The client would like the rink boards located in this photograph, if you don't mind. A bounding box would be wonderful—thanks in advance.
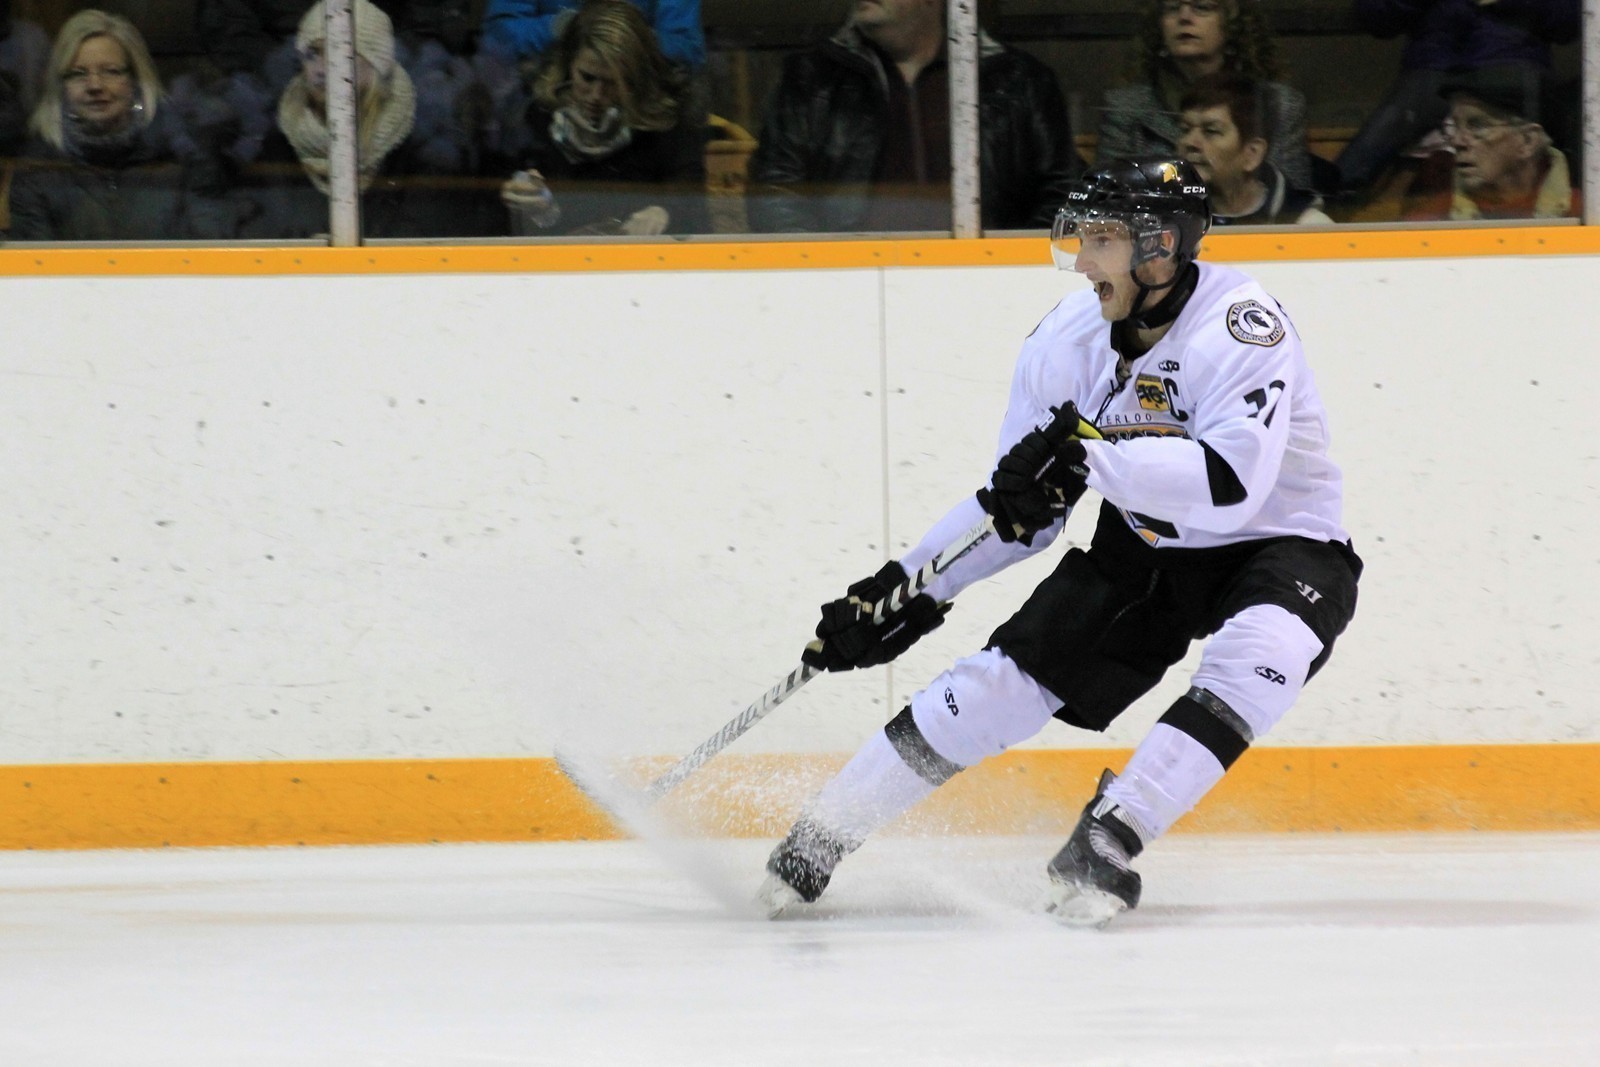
[3,745,1600,849]
[1,228,1596,850]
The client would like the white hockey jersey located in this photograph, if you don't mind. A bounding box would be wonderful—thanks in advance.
[904,261,1348,602]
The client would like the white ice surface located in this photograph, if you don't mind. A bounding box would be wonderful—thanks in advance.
[2,833,1597,1066]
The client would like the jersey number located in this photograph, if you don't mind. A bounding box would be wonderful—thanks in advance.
[1244,380,1286,427]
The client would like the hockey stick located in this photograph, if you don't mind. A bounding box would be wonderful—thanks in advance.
[641,513,995,798]
[555,514,996,810]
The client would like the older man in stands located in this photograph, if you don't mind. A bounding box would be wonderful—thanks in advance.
[747,0,1080,234]
[1404,69,1576,221]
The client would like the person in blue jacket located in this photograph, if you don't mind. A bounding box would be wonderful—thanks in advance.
[481,0,702,71]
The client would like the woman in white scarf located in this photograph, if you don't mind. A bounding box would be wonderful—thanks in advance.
[501,0,705,237]
[278,0,415,194]
[238,0,503,238]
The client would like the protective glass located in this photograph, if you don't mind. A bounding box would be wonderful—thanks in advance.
[1050,210,1137,273]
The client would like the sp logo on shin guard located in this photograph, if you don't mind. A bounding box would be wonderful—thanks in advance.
[944,687,961,716]
[1254,666,1287,685]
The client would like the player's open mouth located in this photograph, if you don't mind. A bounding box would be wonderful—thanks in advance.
[1094,281,1113,301]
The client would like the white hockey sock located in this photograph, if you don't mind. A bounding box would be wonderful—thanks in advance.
[805,729,938,845]
[1102,722,1227,847]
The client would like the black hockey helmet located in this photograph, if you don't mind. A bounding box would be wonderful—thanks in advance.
[1052,157,1212,271]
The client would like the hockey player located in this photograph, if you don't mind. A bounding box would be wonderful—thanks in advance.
[760,157,1361,925]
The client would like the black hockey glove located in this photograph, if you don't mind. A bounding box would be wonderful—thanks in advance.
[977,402,1102,545]
[801,560,951,673]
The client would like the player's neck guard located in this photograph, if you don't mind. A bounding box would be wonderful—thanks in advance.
[1126,260,1199,331]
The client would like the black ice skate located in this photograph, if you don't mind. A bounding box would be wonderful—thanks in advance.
[757,818,855,917]
[1045,769,1147,928]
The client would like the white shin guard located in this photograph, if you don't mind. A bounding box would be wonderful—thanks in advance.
[1190,603,1326,740]
[805,730,938,846]
[1105,603,1328,846]
[908,647,1064,768]
[805,649,1063,844]
[1102,723,1226,845]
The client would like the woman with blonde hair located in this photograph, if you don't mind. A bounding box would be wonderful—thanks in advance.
[237,0,502,238]
[1094,0,1313,190]
[6,9,232,239]
[500,0,704,236]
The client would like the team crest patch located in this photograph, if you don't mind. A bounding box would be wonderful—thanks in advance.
[1226,300,1285,347]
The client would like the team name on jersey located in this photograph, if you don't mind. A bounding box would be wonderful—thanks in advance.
[1099,380,1192,442]
[1101,421,1190,441]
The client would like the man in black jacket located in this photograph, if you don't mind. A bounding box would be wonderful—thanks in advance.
[747,0,1081,234]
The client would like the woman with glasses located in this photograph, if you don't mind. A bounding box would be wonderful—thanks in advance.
[5,9,233,240]
[1094,0,1313,191]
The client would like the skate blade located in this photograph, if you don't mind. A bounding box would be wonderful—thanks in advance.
[756,873,806,919]
[1044,880,1127,929]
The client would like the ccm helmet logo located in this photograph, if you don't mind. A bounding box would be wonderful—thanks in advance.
[1182,185,1206,195]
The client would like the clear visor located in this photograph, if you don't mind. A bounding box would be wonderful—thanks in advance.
[1050,209,1137,273]
[1049,207,1164,273]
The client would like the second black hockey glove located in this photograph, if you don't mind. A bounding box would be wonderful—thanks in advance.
[801,560,951,672]
[978,402,1102,545]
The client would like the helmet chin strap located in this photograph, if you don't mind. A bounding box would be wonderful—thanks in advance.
[1124,257,1199,331]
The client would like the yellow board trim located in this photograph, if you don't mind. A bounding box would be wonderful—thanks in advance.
[3,744,1597,850]
[0,226,1595,277]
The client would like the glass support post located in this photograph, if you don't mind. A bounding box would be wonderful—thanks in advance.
[1584,1,1597,225]
[324,0,361,245]
[948,0,981,238]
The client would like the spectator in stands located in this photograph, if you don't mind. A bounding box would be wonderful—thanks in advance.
[1096,0,1313,190]
[1,0,51,158]
[747,0,1080,234]
[1400,69,1576,221]
[186,0,493,172]
[482,0,702,71]
[1177,73,1330,225]
[498,0,703,236]
[1334,0,1579,197]
[237,0,503,237]
[482,0,707,147]
[5,10,234,241]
